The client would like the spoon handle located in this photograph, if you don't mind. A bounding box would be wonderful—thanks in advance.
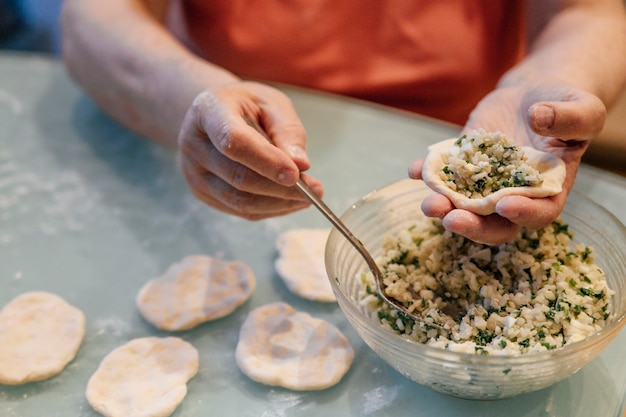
[294,179,380,273]
[242,115,380,273]
[295,178,379,268]
[243,115,442,328]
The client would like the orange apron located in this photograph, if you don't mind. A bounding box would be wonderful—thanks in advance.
[168,0,526,125]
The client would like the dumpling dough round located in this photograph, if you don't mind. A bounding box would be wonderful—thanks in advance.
[0,291,85,385]
[422,133,566,215]
[235,302,354,391]
[275,228,336,302]
[136,255,256,331]
[86,337,198,417]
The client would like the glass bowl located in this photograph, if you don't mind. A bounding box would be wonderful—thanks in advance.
[325,179,626,400]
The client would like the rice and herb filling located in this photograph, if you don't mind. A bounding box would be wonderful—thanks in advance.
[441,129,544,198]
[359,218,613,355]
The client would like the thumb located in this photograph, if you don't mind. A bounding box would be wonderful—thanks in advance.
[527,93,606,140]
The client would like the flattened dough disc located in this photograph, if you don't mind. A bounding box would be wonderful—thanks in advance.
[235,302,354,390]
[0,291,85,385]
[136,255,256,331]
[275,228,336,302]
[86,336,199,417]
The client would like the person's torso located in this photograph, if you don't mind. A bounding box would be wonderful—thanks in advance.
[169,0,526,124]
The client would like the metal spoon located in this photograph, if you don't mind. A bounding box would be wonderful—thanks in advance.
[294,178,447,329]
[242,115,443,329]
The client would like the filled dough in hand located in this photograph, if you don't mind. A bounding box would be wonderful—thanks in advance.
[422,129,566,215]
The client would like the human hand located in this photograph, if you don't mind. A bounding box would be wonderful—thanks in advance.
[408,82,606,245]
[178,81,323,220]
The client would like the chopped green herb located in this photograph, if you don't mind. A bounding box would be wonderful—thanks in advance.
[475,346,489,355]
[577,287,597,297]
[552,221,573,238]
[512,171,528,186]
[474,330,495,346]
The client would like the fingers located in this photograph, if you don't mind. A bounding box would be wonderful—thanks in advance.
[181,145,318,200]
[435,192,566,245]
[181,154,323,219]
[255,90,311,171]
[420,192,567,245]
[420,193,454,218]
[495,194,565,230]
[420,194,522,245]
[407,159,424,180]
[188,173,312,221]
[442,210,521,246]
[528,93,606,141]
[183,89,301,187]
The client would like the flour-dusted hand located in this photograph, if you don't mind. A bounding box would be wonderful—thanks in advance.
[178,82,324,220]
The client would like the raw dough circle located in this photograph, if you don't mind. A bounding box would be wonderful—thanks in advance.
[422,137,567,215]
[275,228,336,302]
[0,291,85,385]
[235,302,354,391]
[86,337,199,417]
[136,255,256,331]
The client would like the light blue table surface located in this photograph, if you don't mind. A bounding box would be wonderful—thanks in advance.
[0,53,624,417]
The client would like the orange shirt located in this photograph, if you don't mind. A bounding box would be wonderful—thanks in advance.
[168,1,526,125]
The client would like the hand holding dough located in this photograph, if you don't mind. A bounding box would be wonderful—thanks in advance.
[422,130,566,215]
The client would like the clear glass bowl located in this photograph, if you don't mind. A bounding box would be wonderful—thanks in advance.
[325,179,626,400]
